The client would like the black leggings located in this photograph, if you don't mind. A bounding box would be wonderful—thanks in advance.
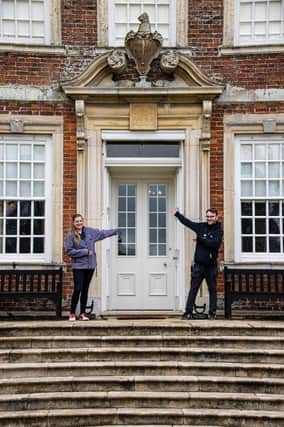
[71,269,94,314]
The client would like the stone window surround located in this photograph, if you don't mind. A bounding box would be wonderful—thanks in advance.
[0,114,63,266]
[97,0,188,48]
[221,0,284,56]
[0,0,62,55]
[224,113,284,265]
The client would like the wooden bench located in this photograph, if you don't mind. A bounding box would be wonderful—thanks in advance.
[224,266,284,319]
[0,266,63,319]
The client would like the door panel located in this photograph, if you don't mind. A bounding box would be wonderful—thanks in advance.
[110,179,175,310]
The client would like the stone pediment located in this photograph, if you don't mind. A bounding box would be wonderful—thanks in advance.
[61,52,223,104]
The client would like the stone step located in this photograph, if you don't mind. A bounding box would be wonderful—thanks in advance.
[1,360,284,381]
[1,346,284,364]
[0,407,283,427]
[1,375,284,394]
[1,391,284,412]
[1,320,284,337]
[2,334,284,349]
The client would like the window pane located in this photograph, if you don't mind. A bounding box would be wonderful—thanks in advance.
[34,145,45,161]
[6,163,17,178]
[34,201,45,216]
[33,237,44,253]
[242,218,252,234]
[6,219,17,234]
[20,219,31,235]
[269,144,280,160]
[6,237,16,253]
[241,163,253,177]
[6,201,17,216]
[240,145,252,161]
[269,163,280,178]
[241,181,253,196]
[6,144,17,160]
[255,181,266,196]
[33,181,44,196]
[255,144,266,160]
[269,218,280,234]
[268,181,280,196]
[269,201,279,216]
[269,236,280,252]
[255,162,266,178]
[6,181,17,196]
[106,143,179,157]
[20,145,31,160]
[20,200,31,216]
[20,163,31,179]
[255,218,266,234]
[255,237,266,252]
[20,237,30,253]
[255,202,266,216]
[242,237,253,252]
[241,201,252,216]
[20,181,31,197]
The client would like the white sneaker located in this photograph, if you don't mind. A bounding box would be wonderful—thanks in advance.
[80,313,89,321]
[69,313,76,321]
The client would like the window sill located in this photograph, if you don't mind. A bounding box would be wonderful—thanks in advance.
[0,43,66,55]
[219,44,284,56]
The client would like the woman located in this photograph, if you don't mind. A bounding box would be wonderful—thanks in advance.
[65,214,118,321]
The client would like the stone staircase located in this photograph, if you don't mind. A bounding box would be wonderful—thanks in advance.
[0,319,284,427]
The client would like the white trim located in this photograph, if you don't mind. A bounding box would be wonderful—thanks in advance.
[102,130,186,141]
[0,134,52,263]
[235,134,284,263]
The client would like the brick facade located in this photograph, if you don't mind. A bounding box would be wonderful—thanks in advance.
[0,0,283,314]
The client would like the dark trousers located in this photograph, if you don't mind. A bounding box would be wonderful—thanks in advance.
[71,269,94,314]
[185,263,217,316]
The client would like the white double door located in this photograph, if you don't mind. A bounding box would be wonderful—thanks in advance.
[110,178,176,310]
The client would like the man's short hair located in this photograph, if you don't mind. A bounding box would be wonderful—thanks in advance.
[206,207,218,216]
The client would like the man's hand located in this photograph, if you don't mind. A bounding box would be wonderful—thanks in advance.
[171,208,178,216]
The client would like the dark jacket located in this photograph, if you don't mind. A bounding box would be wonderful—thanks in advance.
[175,211,223,266]
[65,226,118,270]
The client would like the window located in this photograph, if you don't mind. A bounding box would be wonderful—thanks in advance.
[236,0,284,45]
[236,136,284,259]
[109,0,176,47]
[0,0,62,46]
[148,183,167,256]
[0,135,51,261]
[117,183,136,256]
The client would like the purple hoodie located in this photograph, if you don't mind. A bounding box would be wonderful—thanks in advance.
[65,226,118,270]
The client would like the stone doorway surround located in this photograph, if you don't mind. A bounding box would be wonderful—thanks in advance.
[61,52,223,315]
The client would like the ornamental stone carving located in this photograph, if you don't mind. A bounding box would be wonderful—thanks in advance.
[125,13,163,77]
[107,49,127,75]
[160,49,179,74]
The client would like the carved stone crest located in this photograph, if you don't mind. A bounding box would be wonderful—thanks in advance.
[125,13,163,78]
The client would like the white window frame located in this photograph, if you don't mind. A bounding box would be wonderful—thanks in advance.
[0,135,52,262]
[235,134,284,262]
[221,0,284,55]
[0,0,61,50]
[235,0,284,46]
[0,115,63,266]
[98,0,188,48]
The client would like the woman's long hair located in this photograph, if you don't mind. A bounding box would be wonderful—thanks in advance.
[70,214,83,244]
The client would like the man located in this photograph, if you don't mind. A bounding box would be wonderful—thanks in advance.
[172,208,223,320]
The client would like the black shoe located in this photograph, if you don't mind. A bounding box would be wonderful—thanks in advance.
[208,313,216,320]
[181,312,193,320]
